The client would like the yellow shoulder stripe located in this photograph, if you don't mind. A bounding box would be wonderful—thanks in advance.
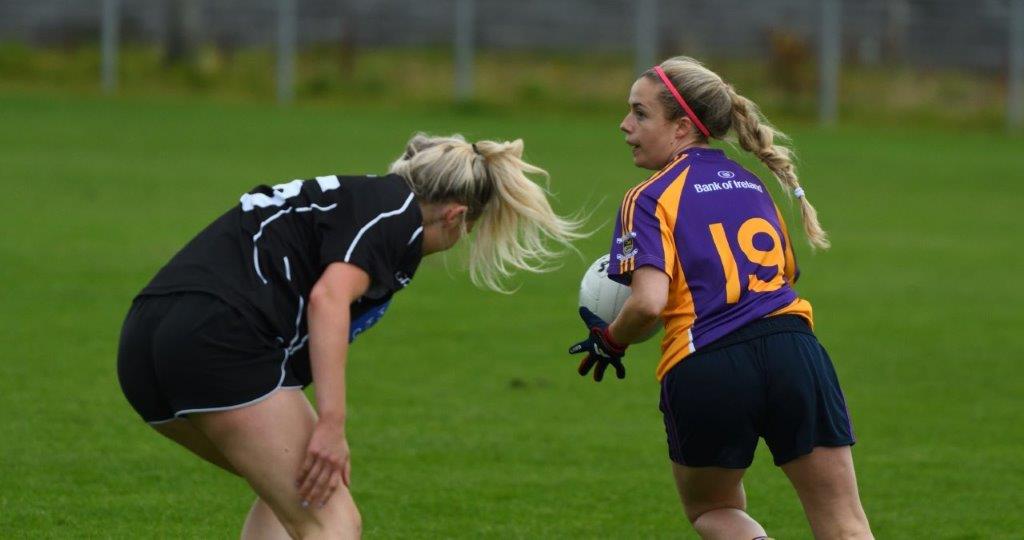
[619,154,689,234]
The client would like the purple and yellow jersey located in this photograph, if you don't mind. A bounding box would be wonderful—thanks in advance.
[608,148,813,380]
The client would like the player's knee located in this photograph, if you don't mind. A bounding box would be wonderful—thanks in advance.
[680,484,746,524]
[343,503,363,537]
[284,496,362,539]
[683,501,744,525]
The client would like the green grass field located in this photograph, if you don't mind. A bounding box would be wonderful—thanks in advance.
[1,90,1022,538]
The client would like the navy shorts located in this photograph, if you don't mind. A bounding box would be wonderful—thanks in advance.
[116,292,307,424]
[659,315,855,468]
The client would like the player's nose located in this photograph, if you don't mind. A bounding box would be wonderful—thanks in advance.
[619,115,632,133]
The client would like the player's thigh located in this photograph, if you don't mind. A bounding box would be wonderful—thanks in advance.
[154,420,291,537]
[671,463,748,523]
[188,388,359,536]
[151,418,239,475]
[780,446,866,522]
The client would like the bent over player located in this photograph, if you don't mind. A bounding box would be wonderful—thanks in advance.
[118,133,583,538]
[568,57,872,539]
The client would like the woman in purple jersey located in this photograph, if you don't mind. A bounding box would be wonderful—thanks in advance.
[118,133,583,538]
[569,57,872,538]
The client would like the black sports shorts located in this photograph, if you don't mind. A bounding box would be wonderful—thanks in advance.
[117,292,307,424]
[659,315,855,468]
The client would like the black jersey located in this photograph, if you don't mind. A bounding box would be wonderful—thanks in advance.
[139,173,424,358]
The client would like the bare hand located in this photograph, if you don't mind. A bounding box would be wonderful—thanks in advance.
[296,419,350,508]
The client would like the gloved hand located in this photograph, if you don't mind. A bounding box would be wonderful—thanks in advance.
[568,307,628,381]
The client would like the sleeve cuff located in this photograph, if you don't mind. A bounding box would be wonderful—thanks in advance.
[633,255,666,271]
[607,255,666,285]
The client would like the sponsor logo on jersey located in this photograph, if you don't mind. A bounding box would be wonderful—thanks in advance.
[717,170,736,179]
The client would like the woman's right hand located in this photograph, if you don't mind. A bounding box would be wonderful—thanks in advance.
[302,262,367,508]
[297,417,351,508]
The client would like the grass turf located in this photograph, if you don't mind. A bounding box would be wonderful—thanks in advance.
[0,91,1021,538]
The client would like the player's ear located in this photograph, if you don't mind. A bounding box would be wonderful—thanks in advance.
[443,204,469,227]
[674,116,692,140]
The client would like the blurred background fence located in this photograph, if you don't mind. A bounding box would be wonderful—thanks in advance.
[1,0,1021,131]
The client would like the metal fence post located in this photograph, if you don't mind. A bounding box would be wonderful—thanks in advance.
[454,0,475,101]
[101,0,120,94]
[634,0,657,76]
[819,0,841,126]
[1010,0,1023,131]
[277,0,297,105]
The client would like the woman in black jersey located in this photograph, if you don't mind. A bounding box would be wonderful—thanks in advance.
[118,133,583,538]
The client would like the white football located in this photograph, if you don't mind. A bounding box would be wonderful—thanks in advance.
[578,254,661,343]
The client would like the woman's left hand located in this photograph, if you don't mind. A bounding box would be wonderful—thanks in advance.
[569,306,628,381]
[297,418,351,508]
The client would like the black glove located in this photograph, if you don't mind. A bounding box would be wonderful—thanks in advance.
[568,307,628,381]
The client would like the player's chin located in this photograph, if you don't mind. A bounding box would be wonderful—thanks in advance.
[630,148,647,168]
[632,152,658,170]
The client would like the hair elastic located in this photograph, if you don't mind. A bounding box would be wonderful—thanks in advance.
[652,66,711,138]
[471,143,480,155]
[794,187,805,199]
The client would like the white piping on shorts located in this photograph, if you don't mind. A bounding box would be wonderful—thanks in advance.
[170,381,303,418]
[159,296,310,420]
[687,328,696,353]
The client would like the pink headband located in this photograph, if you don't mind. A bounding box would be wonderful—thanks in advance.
[653,66,711,138]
